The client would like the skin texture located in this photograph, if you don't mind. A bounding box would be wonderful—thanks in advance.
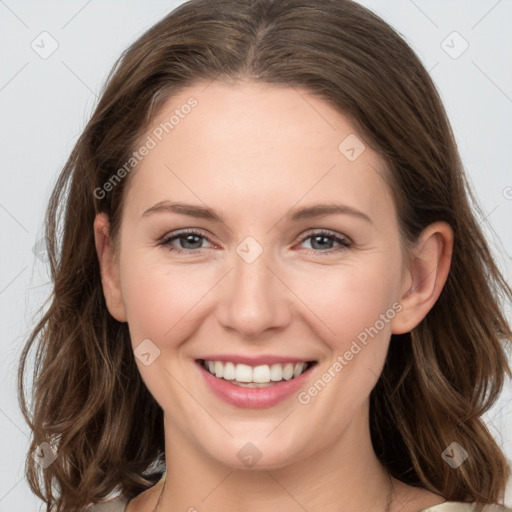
[94,80,453,512]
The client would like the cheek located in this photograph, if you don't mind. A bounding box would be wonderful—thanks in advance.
[119,253,219,344]
[291,258,401,349]
[119,241,402,357]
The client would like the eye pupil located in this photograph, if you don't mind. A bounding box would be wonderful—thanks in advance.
[311,235,333,250]
[181,234,202,249]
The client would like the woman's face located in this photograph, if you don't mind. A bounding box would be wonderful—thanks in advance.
[101,80,414,469]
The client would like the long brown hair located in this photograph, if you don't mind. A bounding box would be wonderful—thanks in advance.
[18,1,512,510]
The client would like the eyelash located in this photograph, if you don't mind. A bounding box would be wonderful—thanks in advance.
[158,229,352,256]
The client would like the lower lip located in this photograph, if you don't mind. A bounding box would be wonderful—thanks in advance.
[196,361,316,409]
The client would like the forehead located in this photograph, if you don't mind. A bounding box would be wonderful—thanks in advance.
[124,80,396,230]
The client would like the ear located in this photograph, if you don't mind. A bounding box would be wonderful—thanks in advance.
[93,212,127,322]
[391,221,453,334]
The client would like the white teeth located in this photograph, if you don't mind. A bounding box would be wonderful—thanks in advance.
[293,363,305,378]
[214,361,224,379]
[270,363,283,381]
[235,364,253,382]
[282,363,294,380]
[202,360,309,384]
[223,361,236,380]
[253,365,271,383]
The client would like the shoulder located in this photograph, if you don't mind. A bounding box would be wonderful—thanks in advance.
[84,496,129,512]
[421,502,512,512]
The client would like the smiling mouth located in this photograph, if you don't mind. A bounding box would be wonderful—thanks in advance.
[197,359,317,388]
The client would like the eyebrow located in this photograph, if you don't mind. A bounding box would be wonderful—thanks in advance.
[141,201,372,224]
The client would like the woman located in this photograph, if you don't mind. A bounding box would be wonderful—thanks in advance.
[18,1,512,511]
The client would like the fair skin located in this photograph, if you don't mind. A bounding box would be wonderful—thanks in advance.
[94,80,453,512]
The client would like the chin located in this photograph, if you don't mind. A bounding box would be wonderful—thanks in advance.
[201,433,314,471]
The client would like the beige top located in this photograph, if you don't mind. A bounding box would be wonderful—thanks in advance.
[86,497,512,512]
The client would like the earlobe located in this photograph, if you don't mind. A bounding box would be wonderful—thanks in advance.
[93,213,127,322]
[391,221,453,335]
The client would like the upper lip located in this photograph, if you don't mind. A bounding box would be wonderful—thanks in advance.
[197,354,316,366]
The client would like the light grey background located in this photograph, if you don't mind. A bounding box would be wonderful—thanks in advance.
[1,1,511,510]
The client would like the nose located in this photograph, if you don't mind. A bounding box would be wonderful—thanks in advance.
[216,245,292,339]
